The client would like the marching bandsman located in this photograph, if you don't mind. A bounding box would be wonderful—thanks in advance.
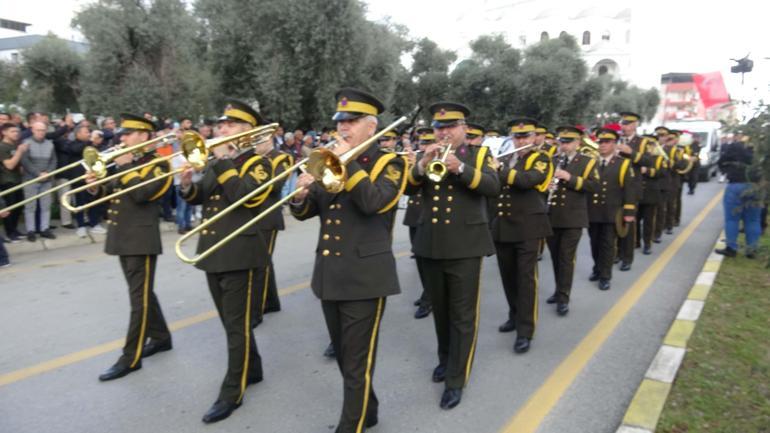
[484,129,501,138]
[405,127,434,320]
[290,88,407,432]
[587,128,636,290]
[638,135,666,254]
[179,99,273,423]
[544,126,600,316]
[406,102,499,409]
[466,123,485,146]
[665,130,690,228]
[491,117,552,352]
[536,124,557,158]
[253,125,295,323]
[89,114,173,382]
[378,129,398,151]
[684,136,700,195]
[652,127,671,243]
[616,112,653,271]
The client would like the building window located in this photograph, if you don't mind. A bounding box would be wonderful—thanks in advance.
[602,31,610,41]
[582,31,591,45]
[598,65,608,76]
[540,31,549,41]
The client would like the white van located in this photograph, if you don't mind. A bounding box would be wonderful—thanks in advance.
[664,120,722,181]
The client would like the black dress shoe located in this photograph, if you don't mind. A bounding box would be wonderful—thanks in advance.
[514,336,531,354]
[251,316,263,329]
[746,251,756,259]
[556,303,569,316]
[598,279,611,291]
[202,400,241,423]
[99,362,141,381]
[247,375,263,385]
[588,271,599,282]
[142,339,172,358]
[498,319,516,333]
[642,246,652,255]
[613,257,621,264]
[714,247,737,257]
[440,388,462,410]
[620,262,631,271]
[414,304,432,319]
[323,342,336,359]
[546,294,557,304]
[27,233,37,242]
[39,230,56,239]
[413,299,421,306]
[432,364,447,383]
[653,237,662,244]
[665,228,673,235]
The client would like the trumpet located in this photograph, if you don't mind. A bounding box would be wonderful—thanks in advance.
[0,133,175,215]
[60,125,278,213]
[175,109,417,265]
[426,138,453,183]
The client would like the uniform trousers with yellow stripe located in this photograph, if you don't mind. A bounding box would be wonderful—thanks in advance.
[117,255,170,368]
[494,240,539,338]
[321,298,385,433]
[546,228,583,304]
[417,256,482,390]
[636,204,657,248]
[588,223,617,281]
[251,229,281,325]
[617,221,636,264]
[206,268,264,404]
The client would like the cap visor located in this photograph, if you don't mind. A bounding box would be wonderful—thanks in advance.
[332,112,365,121]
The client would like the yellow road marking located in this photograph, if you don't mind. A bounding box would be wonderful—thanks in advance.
[0,249,412,387]
[498,190,723,433]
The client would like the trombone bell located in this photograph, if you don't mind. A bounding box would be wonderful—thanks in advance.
[180,131,210,169]
[306,148,346,193]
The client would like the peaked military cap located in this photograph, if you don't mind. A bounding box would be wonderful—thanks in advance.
[119,113,155,132]
[619,111,641,124]
[332,88,385,121]
[429,102,470,128]
[507,117,538,135]
[218,98,265,127]
[466,122,485,137]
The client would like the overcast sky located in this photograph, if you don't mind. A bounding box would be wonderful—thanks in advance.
[2,0,768,101]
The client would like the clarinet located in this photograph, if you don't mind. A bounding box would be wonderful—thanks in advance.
[547,154,569,208]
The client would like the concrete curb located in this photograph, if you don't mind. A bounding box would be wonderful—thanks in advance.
[615,234,726,433]
[6,222,180,256]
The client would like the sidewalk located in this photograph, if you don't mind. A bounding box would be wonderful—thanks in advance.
[4,220,179,256]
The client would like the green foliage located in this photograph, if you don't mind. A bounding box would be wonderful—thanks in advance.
[73,0,216,118]
[0,60,24,109]
[6,0,660,132]
[19,34,84,113]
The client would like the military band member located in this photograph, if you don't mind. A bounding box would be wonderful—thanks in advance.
[652,127,671,243]
[637,135,666,254]
[378,130,398,151]
[616,112,653,271]
[405,128,434,320]
[253,125,295,323]
[544,126,600,316]
[492,117,552,353]
[179,99,272,423]
[535,124,557,158]
[291,88,407,432]
[587,129,636,290]
[684,137,700,195]
[466,123,485,146]
[663,130,689,230]
[407,102,499,409]
[90,114,173,382]
[484,129,501,138]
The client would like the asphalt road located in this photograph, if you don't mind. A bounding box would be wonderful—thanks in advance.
[0,181,724,433]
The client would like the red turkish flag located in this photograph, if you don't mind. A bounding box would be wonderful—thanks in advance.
[694,72,730,108]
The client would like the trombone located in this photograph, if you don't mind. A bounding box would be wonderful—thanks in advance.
[0,133,175,214]
[61,124,278,213]
[176,110,416,265]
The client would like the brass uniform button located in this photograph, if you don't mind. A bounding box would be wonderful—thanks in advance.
[444,219,450,224]
[445,208,451,213]
[322,249,330,256]
[431,218,438,224]
[433,196,439,202]
[335,252,341,257]
[448,185,453,190]
[323,234,330,240]
[335,236,341,241]
[447,196,453,202]
[326,219,332,225]
[498,211,503,216]
[202,229,209,235]
[434,185,440,190]
[432,207,439,212]
[335,219,341,225]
